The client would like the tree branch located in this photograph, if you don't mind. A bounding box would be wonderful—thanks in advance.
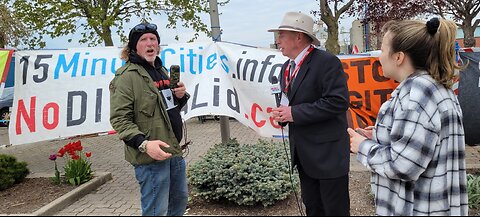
[474,18,480,28]
[336,0,354,20]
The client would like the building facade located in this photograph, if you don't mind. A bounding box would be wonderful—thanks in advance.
[349,19,380,54]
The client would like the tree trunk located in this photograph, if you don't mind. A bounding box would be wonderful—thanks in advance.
[318,0,354,55]
[462,25,476,48]
[326,25,340,54]
[103,36,114,47]
[102,26,114,46]
[0,38,5,49]
[323,18,340,54]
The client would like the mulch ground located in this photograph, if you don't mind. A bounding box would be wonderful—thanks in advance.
[0,177,76,214]
[2,171,479,215]
[186,171,376,216]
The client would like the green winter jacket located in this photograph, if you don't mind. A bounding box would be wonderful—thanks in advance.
[109,62,182,165]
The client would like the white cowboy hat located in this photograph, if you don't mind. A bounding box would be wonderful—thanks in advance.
[268,12,320,46]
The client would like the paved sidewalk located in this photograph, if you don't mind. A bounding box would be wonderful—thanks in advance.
[1,119,480,216]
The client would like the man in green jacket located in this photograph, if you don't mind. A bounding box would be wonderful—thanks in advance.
[110,22,189,216]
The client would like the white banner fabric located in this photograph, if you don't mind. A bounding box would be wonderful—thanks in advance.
[9,42,289,145]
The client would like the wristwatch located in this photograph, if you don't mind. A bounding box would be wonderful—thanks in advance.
[138,140,148,153]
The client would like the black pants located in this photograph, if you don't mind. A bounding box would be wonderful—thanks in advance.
[298,166,350,216]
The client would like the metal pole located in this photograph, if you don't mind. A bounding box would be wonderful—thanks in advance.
[208,0,231,143]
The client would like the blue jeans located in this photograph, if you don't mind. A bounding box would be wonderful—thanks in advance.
[134,156,188,216]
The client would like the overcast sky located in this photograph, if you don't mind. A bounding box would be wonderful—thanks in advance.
[43,0,357,49]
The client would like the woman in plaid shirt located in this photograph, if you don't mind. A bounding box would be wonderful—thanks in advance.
[349,18,468,216]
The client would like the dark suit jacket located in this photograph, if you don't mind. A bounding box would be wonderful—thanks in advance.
[280,48,350,179]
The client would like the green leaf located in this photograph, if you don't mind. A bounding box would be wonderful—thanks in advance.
[68,178,75,185]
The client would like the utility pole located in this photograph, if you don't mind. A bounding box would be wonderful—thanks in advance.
[208,0,231,143]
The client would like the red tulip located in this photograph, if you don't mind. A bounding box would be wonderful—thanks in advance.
[67,150,76,157]
[63,143,71,153]
[73,141,82,151]
[57,148,66,157]
[86,152,92,158]
[72,155,80,160]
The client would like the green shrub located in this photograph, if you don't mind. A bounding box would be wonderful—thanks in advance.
[187,138,299,207]
[0,154,30,191]
[468,174,480,209]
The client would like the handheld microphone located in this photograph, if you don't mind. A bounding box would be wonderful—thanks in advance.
[271,76,288,127]
[170,65,180,88]
[271,76,281,107]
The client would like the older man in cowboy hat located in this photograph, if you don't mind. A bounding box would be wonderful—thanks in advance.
[270,12,350,216]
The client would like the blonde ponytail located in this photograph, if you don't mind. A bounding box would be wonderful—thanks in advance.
[430,19,460,88]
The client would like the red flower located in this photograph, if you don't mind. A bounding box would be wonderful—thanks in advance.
[49,140,94,186]
[63,143,72,152]
[57,148,65,157]
[73,141,82,151]
[67,149,76,157]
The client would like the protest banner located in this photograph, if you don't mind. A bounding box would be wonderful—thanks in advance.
[340,57,398,129]
[9,43,290,145]
[0,50,14,97]
[7,42,396,145]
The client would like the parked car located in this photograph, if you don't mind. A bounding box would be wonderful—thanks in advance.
[0,88,13,127]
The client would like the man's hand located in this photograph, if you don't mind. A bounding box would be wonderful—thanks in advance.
[347,128,367,154]
[145,140,172,161]
[172,82,186,99]
[272,106,293,123]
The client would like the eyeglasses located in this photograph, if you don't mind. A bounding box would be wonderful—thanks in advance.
[130,23,157,37]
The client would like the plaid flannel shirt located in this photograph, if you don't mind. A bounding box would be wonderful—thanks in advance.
[357,71,468,216]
